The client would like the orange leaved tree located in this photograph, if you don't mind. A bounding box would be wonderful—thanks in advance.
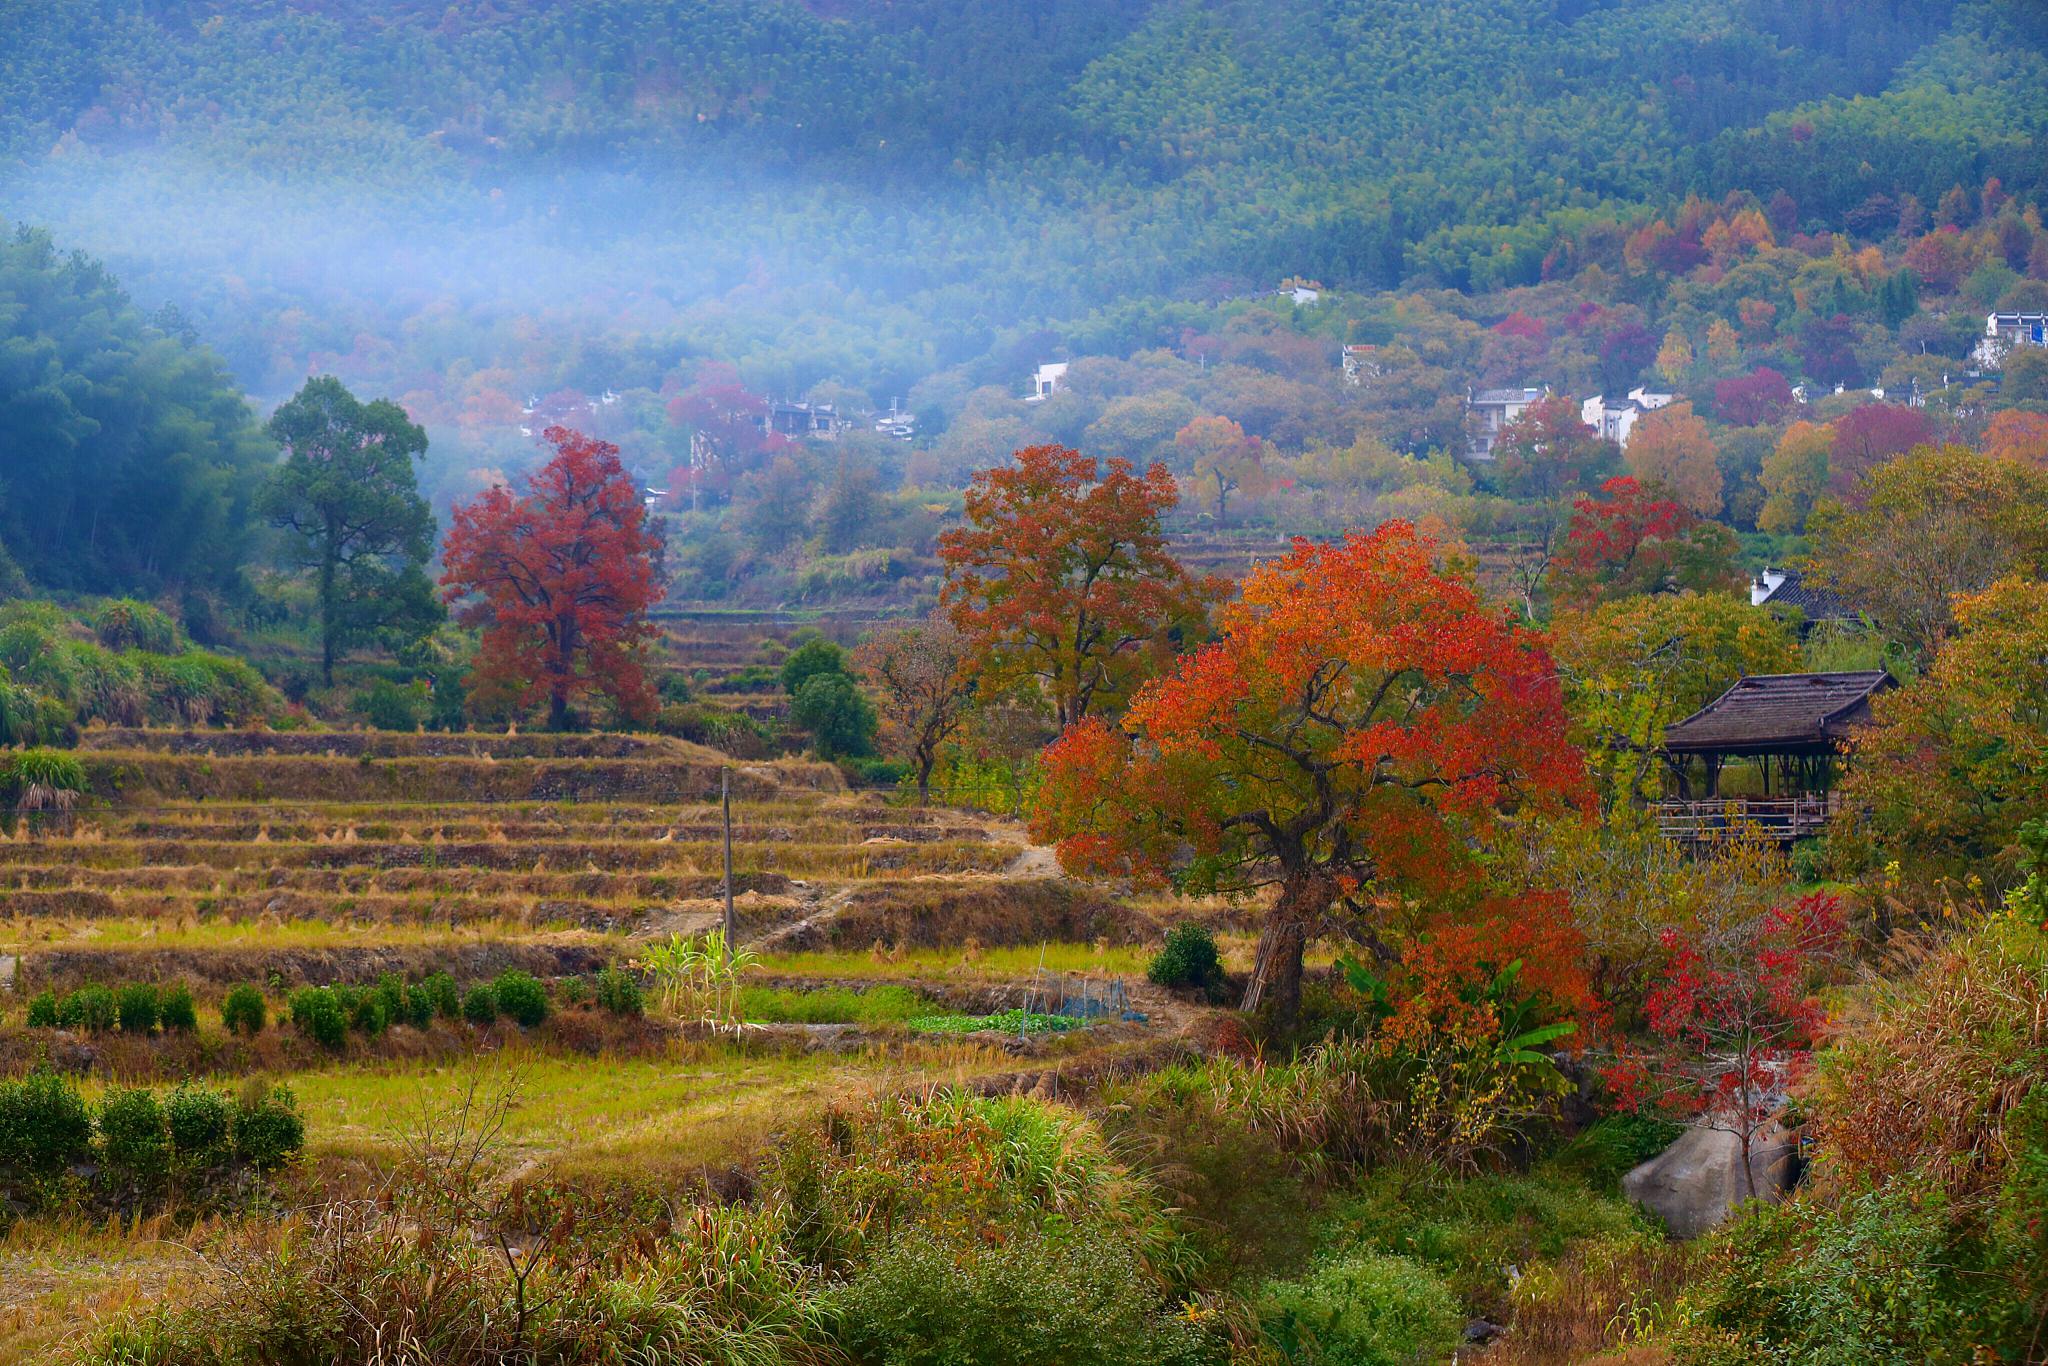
[1033,522,1588,1022]
[440,426,663,730]
[938,445,1215,727]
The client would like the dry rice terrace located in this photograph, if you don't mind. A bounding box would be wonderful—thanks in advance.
[0,721,1233,1356]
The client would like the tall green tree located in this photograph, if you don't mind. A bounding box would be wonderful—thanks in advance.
[263,376,439,684]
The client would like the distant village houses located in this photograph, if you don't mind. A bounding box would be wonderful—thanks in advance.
[1974,310,2048,370]
[1026,361,1069,402]
[1580,386,1675,450]
[1465,385,1547,459]
[757,400,847,440]
[1340,343,1382,386]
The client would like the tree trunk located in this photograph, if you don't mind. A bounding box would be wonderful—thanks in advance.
[549,687,571,732]
[319,548,338,687]
[1241,869,1335,1028]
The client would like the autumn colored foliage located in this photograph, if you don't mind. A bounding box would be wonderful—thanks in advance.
[1553,476,1738,607]
[1843,577,2048,874]
[1608,892,1846,1198]
[938,445,1215,727]
[1032,521,1587,1021]
[440,427,663,729]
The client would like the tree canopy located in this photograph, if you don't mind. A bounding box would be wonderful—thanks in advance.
[1033,521,1587,1023]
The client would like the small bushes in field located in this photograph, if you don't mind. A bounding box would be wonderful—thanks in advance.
[24,991,58,1028]
[0,1071,301,1214]
[1148,923,1227,1001]
[462,983,498,1025]
[491,970,549,1027]
[1257,1249,1463,1366]
[420,971,461,1019]
[594,967,644,1016]
[116,982,160,1034]
[833,1226,1215,1366]
[59,983,118,1032]
[221,983,267,1034]
[289,987,349,1048]
[158,983,198,1032]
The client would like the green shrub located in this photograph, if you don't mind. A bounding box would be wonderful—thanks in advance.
[93,599,178,654]
[790,671,877,760]
[398,978,436,1029]
[232,1085,305,1172]
[220,984,267,1035]
[96,1088,171,1202]
[116,982,160,1034]
[492,971,549,1028]
[557,975,589,1007]
[157,983,198,1032]
[1258,1250,1463,1366]
[842,754,907,788]
[421,971,461,1019]
[288,987,348,1049]
[25,990,58,1028]
[0,1071,95,1191]
[165,1087,234,1175]
[833,1227,1215,1366]
[594,967,643,1017]
[1148,923,1226,1000]
[0,746,88,829]
[778,636,849,695]
[60,984,119,1032]
[349,991,388,1037]
[462,984,499,1026]
[358,678,428,731]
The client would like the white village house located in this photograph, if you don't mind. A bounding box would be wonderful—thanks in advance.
[1580,386,1676,450]
[1026,361,1069,402]
[1973,311,2048,370]
[1466,386,1547,458]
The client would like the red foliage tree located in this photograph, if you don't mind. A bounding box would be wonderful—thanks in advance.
[938,445,1215,727]
[1031,522,1588,1023]
[440,427,663,730]
[1607,892,1845,1199]
[1713,366,1795,427]
[1492,394,1617,504]
[1554,476,1740,606]
[1828,402,1935,496]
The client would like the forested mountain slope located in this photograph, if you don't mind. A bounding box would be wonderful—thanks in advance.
[2,1,2040,354]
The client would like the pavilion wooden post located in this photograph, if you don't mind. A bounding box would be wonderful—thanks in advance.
[721,767,735,966]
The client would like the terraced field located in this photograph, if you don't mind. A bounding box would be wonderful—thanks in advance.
[0,724,1208,1355]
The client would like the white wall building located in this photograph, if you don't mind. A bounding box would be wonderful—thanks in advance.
[1580,386,1675,450]
[1974,311,2048,370]
[1467,386,1547,458]
[1027,361,1069,402]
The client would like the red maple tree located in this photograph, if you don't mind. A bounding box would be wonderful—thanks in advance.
[1554,476,1738,605]
[1606,892,1845,1199]
[1031,522,1588,1022]
[440,426,663,730]
[938,445,1217,727]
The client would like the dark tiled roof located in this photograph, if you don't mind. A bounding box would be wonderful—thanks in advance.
[1471,387,1541,405]
[1756,567,1858,623]
[1662,671,1893,754]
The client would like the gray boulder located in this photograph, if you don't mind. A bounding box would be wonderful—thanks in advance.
[1622,1121,1798,1238]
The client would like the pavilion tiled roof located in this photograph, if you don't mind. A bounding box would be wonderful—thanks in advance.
[1755,566,1859,624]
[1661,671,1893,755]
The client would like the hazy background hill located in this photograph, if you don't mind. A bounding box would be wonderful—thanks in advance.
[4,1,2041,399]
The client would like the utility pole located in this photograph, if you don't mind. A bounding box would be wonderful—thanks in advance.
[721,766,736,966]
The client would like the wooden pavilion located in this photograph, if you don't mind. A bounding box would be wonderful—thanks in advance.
[1656,670,1894,842]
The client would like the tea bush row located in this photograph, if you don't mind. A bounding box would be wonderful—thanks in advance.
[24,981,198,1034]
[20,968,645,1044]
[0,1070,303,1214]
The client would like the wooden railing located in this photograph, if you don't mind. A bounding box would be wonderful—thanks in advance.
[1653,794,1835,842]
